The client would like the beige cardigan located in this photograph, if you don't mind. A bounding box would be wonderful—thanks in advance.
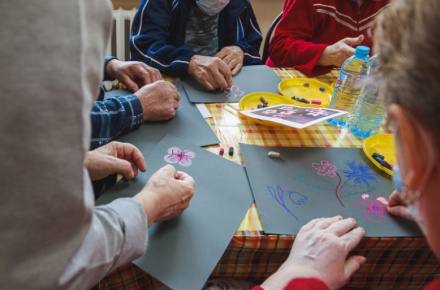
[0,0,148,289]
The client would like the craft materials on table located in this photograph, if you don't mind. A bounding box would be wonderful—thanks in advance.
[267,151,281,158]
[99,68,436,290]
[105,81,219,156]
[181,65,281,103]
[97,135,254,290]
[362,134,395,176]
[240,143,422,237]
[239,92,296,127]
[278,77,332,108]
[240,104,347,129]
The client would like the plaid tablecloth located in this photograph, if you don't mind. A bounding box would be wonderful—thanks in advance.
[100,69,440,290]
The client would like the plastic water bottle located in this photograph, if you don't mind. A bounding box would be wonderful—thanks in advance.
[349,54,386,138]
[327,46,370,127]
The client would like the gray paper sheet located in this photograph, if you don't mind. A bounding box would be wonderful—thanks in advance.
[97,135,254,290]
[104,82,219,156]
[182,65,281,103]
[240,144,422,237]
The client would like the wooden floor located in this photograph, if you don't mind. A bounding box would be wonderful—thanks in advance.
[111,0,285,55]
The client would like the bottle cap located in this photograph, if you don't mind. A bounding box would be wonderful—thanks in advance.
[355,46,370,56]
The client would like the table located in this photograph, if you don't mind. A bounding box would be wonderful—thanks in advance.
[100,69,440,290]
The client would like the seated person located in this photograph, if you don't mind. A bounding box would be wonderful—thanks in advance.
[266,0,390,76]
[257,0,440,288]
[91,56,180,149]
[129,0,263,91]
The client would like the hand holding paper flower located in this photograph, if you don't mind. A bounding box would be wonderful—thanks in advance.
[164,147,196,167]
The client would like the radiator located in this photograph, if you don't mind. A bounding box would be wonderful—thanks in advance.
[108,8,137,61]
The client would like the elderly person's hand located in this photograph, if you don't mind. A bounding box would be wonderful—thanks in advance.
[188,55,233,91]
[133,164,195,227]
[106,59,162,92]
[387,190,415,221]
[85,141,146,181]
[134,80,180,121]
[317,35,365,68]
[215,46,244,75]
[261,216,365,290]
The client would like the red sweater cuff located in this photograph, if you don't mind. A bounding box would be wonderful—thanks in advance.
[252,277,329,290]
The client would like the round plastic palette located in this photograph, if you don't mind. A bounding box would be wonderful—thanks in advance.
[362,134,395,176]
[239,92,296,127]
[278,78,332,108]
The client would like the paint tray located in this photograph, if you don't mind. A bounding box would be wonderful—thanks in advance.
[239,92,295,127]
[362,134,395,176]
[278,78,332,108]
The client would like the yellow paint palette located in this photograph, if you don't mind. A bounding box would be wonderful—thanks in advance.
[239,92,295,127]
[278,78,332,108]
[362,134,395,176]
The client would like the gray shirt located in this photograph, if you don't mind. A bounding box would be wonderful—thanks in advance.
[0,1,149,289]
[184,4,219,56]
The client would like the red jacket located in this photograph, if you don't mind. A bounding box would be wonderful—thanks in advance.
[266,0,390,76]
[253,278,440,290]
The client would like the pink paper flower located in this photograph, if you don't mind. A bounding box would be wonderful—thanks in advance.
[261,109,278,115]
[279,106,298,113]
[312,160,337,178]
[271,111,295,119]
[305,108,329,117]
[164,147,196,167]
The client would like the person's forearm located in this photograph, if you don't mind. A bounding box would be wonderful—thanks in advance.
[90,95,143,149]
[63,199,149,289]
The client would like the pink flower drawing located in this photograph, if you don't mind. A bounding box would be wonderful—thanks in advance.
[272,111,295,119]
[261,109,278,115]
[279,106,299,113]
[305,109,329,117]
[353,194,393,223]
[312,160,338,178]
[224,85,244,99]
[277,111,295,116]
[164,147,196,167]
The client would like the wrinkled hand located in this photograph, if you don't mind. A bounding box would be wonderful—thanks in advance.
[133,164,195,227]
[215,46,244,75]
[85,141,146,181]
[317,35,365,67]
[261,216,365,290]
[188,55,233,90]
[387,190,415,221]
[134,80,180,121]
[106,59,162,92]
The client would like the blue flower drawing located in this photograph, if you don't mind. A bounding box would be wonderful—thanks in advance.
[267,185,308,221]
[311,159,378,208]
[340,160,378,190]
